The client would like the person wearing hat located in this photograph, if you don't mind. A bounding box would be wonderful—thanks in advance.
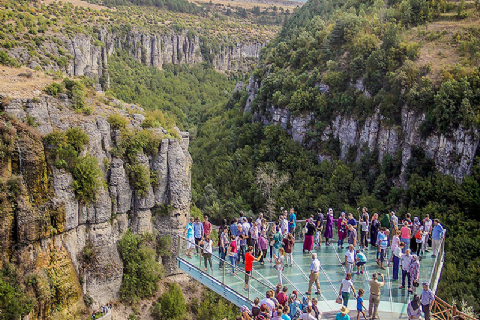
[336,306,351,320]
[306,253,321,295]
[407,294,422,320]
[420,282,435,320]
[368,272,385,320]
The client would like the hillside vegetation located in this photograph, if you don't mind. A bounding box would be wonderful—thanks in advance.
[188,0,480,315]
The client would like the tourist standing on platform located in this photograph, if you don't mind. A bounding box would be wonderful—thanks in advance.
[244,246,262,291]
[311,297,322,320]
[414,225,425,256]
[289,208,297,237]
[347,213,357,236]
[250,221,260,255]
[273,247,285,285]
[347,225,357,248]
[194,218,204,255]
[300,306,316,320]
[420,282,435,320]
[200,234,213,272]
[423,214,432,252]
[339,272,356,307]
[184,217,195,258]
[252,297,261,318]
[380,212,390,230]
[303,219,316,253]
[237,224,248,264]
[411,217,421,253]
[370,214,380,248]
[260,291,276,318]
[431,219,445,258]
[399,249,412,290]
[227,234,238,274]
[259,230,268,265]
[261,218,269,233]
[344,245,356,274]
[256,213,264,227]
[273,227,284,261]
[324,209,334,246]
[390,211,398,235]
[315,209,324,249]
[355,250,367,274]
[368,273,385,320]
[390,229,401,261]
[404,213,413,229]
[281,215,290,236]
[335,306,351,320]
[277,286,289,306]
[283,233,295,267]
[269,224,278,263]
[337,212,347,249]
[203,215,212,236]
[359,208,369,251]
[407,294,422,320]
[409,255,420,294]
[392,242,404,281]
[356,289,367,320]
[400,222,411,253]
[230,218,239,238]
[306,253,321,295]
[219,226,229,267]
[376,228,389,270]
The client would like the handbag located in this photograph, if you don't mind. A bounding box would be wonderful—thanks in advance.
[336,296,343,304]
[413,279,419,287]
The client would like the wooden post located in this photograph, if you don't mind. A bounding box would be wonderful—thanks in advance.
[453,304,457,319]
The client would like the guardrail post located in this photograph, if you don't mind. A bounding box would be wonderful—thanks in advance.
[176,234,181,257]
[453,304,457,318]
[222,261,225,284]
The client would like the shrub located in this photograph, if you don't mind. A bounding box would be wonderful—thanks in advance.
[0,50,19,67]
[118,231,163,303]
[0,265,33,319]
[126,163,150,198]
[108,114,128,130]
[66,127,89,153]
[71,155,103,203]
[151,283,186,320]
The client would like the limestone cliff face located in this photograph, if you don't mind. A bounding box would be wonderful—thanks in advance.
[1,95,192,316]
[244,77,480,183]
[9,28,264,81]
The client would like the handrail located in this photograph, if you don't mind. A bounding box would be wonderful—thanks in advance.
[176,235,273,291]
[385,263,394,313]
[432,296,478,320]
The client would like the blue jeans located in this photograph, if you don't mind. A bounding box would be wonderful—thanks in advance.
[401,238,410,253]
[229,255,236,273]
[219,247,226,267]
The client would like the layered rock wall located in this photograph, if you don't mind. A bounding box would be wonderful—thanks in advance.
[245,77,480,183]
[9,28,264,81]
[1,95,192,315]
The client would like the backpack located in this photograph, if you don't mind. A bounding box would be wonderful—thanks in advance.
[415,230,422,240]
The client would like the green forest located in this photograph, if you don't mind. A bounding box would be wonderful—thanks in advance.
[102,0,480,314]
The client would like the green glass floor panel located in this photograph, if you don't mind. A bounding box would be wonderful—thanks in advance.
[178,241,436,314]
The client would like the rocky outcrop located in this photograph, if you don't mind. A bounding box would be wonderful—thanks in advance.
[1,94,192,315]
[6,28,264,82]
[244,77,480,183]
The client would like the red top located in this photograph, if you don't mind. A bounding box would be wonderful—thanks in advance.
[203,221,212,235]
[230,241,237,254]
[276,292,288,306]
[245,252,254,272]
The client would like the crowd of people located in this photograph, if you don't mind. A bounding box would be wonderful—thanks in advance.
[183,207,444,320]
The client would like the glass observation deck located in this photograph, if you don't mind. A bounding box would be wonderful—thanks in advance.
[176,221,445,316]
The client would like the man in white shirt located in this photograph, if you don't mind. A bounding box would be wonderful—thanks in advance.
[344,244,356,274]
[256,212,264,227]
[260,290,276,317]
[423,214,433,252]
[281,215,289,236]
[306,253,321,295]
[399,249,412,290]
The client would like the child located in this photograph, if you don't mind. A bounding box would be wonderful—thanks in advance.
[355,250,367,274]
[252,297,261,318]
[356,289,367,320]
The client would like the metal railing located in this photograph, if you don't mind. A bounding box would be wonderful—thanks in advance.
[176,234,276,302]
[429,233,446,293]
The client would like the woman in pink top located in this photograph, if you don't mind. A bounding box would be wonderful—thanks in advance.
[227,235,238,274]
[400,225,411,253]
